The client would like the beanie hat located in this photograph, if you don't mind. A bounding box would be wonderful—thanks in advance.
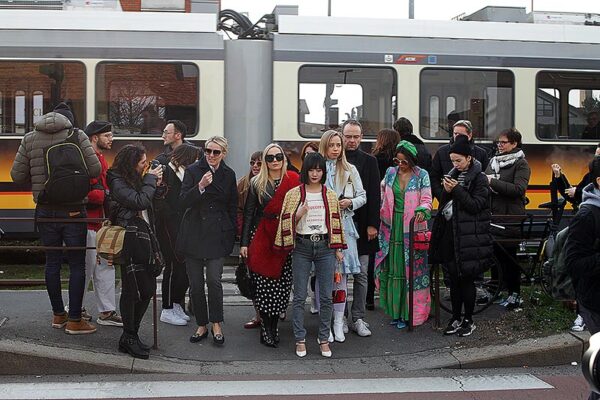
[84,120,112,137]
[53,102,74,125]
[449,134,472,157]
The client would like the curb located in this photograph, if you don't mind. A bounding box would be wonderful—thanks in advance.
[0,332,591,376]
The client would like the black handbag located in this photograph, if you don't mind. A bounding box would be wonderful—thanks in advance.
[235,258,255,300]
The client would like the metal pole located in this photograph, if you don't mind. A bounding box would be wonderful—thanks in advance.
[408,216,415,331]
[409,0,414,19]
[328,0,332,16]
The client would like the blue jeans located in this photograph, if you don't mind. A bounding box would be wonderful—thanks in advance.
[292,236,336,342]
[36,207,87,320]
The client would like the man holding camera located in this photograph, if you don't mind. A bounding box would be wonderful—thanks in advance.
[566,157,600,400]
[83,121,123,327]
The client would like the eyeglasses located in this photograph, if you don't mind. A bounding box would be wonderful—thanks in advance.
[393,158,409,166]
[250,160,262,167]
[265,153,284,163]
[497,140,511,145]
[205,148,222,156]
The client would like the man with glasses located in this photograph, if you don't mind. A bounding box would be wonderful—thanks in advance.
[430,120,489,202]
[342,120,381,336]
[156,119,190,165]
[83,121,123,327]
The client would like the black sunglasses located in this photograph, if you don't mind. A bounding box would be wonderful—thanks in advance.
[205,148,222,156]
[265,153,284,163]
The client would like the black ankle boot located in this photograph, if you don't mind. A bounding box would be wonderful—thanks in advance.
[119,332,149,359]
[259,314,276,348]
[270,315,280,345]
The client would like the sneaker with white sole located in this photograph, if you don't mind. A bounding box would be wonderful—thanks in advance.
[443,318,462,335]
[97,311,123,327]
[352,319,372,337]
[505,293,523,311]
[160,308,187,326]
[571,314,586,332]
[173,303,191,322]
[457,319,476,337]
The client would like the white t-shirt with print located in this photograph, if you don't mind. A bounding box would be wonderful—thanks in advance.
[296,191,328,235]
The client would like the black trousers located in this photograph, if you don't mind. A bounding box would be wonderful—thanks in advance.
[161,256,189,309]
[494,243,521,295]
[366,254,375,306]
[445,262,476,321]
[120,265,156,335]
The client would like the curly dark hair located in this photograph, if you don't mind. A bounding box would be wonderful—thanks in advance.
[111,143,146,189]
[171,144,200,169]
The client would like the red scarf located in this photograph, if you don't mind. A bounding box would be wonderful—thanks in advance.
[248,171,300,279]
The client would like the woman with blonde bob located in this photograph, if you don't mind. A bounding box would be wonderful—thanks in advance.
[178,136,237,346]
[240,143,300,347]
[319,130,366,343]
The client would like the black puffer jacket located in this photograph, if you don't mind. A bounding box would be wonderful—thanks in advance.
[177,157,237,259]
[107,170,158,228]
[430,139,490,202]
[430,160,493,277]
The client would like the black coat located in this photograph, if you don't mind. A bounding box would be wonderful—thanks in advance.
[346,149,381,254]
[566,201,600,313]
[375,153,394,181]
[430,140,490,202]
[484,150,530,216]
[429,160,493,277]
[177,157,237,259]
[154,165,185,261]
[107,170,158,228]
[400,134,432,172]
[240,181,275,247]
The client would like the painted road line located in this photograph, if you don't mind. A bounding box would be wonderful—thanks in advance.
[0,374,553,399]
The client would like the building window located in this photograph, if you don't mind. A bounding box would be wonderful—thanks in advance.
[298,66,397,137]
[537,72,600,140]
[96,62,199,136]
[0,62,85,135]
[420,68,514,140]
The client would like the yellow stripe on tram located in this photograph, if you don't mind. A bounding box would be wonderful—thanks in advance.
[0,193,36,209]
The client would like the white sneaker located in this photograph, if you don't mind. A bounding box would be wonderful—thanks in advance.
[352,319,372,337]
[342,316,349,334]
[173,303,191,322]
[160,308,187,326]
[571,314,586,332]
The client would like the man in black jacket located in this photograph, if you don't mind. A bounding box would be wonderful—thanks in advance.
[342,120,381,336]
[155,120,190,165]
[566,156,600,400]
[393,117,432,172]
[430,120,490,202]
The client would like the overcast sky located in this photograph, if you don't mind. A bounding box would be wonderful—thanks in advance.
[221,0,600,21]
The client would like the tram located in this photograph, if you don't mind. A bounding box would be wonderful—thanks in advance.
[0,7,599,235]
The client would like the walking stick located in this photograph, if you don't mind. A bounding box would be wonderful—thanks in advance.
[152,288,158,350]
[408,216,415,332]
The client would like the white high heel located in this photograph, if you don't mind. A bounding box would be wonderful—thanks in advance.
[295,341,307,358]
[318,339,332,358]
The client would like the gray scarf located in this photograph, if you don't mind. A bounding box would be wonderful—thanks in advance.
[489,150,525,180]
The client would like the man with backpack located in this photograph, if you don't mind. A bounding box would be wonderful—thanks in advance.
[11,103,101,335]
[566,156,600,400]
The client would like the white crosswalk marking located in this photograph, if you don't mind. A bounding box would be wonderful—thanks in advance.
[0,375,553,399]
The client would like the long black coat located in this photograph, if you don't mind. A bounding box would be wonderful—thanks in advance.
[154,165,185,261]
[430,139,490,202]
[346,149,381,255]
[177,157,237,259]
[429,160,493,277]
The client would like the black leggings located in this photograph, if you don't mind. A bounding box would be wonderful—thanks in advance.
[494,243,520,295]
[446,262,476,321]
[120,265,156,335]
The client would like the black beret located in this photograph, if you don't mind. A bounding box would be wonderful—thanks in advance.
[53,102,75,125]
[84,120,112,136]
[449,134,472,157]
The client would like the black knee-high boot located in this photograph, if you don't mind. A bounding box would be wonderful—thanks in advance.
[259,312,276,347]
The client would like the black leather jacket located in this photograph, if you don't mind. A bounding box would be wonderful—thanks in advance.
[240,181,276,247]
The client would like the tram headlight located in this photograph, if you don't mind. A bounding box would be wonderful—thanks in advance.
[583,332,600,394]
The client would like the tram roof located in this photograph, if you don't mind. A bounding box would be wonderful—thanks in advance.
[277,15,600,45]
[0,10,217,33]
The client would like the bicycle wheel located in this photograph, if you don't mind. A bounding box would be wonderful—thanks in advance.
[431,256,504,316]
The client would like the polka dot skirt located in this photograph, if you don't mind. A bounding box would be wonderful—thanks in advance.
[252,255,293,317]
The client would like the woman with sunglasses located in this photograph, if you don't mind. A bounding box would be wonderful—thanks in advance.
[375,141,432,329]
[237,150,263,330]
[319,130,366,342]
[275,152,346,357]
[484,128,531,311]
[240,144,300,347]
[178,136,237,345]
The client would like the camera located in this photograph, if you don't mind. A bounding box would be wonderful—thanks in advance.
[150,160,165,171]
[583,332,600,394]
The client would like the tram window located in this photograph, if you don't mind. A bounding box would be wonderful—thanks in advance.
[298,66,397,137]
[0,62,85,135]
[429,96,440,134]
[96,62,199,136]
[536,71,600,141]
[420,69,514,140]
